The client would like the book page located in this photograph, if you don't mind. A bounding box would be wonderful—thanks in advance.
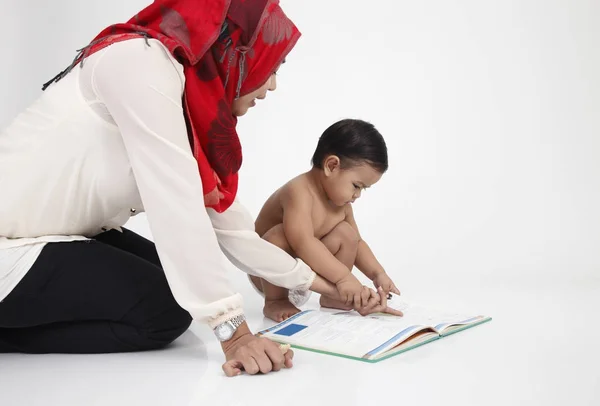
[259,310,432,359]
[387,300,486,333]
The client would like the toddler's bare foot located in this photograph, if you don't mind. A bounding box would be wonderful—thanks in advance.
[264,299,301,322]
[319,295,354,311]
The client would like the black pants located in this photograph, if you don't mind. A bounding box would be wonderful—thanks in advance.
[0,229,192,353]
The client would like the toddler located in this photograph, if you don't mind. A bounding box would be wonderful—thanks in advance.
[250,119,400,322]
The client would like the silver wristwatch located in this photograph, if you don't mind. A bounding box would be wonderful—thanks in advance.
[213,314,246,342]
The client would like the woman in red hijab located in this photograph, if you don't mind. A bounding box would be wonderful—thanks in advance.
[0,0,392,375]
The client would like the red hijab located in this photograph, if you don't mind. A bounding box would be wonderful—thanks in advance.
[46,0,300,212]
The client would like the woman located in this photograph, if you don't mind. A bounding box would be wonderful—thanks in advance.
[0,0,395,376]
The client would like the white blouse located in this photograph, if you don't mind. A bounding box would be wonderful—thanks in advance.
[0,38,315,328]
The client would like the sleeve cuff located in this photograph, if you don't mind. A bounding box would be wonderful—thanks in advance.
[206,307,245,330]
[186,292,245,329]
[297,266,317,292]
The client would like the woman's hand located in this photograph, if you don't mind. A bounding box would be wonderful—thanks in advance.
[221,323,294,377]
[355,287,403,317]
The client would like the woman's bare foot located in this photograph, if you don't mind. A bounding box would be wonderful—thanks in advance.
[264,299,301,322]
[319,295,354,311]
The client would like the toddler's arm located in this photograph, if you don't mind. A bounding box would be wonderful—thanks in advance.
[281,185,351,284]
[345,206,401,295]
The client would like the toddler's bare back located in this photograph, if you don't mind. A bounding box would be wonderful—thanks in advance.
[255,172,348,240]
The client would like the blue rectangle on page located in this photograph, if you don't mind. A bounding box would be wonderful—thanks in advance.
[274,323,307,337]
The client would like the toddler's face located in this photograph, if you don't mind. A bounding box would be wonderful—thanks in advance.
[323,159,383,206]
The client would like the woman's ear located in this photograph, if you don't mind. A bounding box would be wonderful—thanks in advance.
[324,155,341,176]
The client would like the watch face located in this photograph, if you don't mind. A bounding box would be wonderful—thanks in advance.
[215,322,234,341]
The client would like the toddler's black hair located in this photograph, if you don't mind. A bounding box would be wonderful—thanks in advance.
[311,119,388,173]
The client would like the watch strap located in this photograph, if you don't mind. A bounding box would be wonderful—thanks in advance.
[228,314,246,329]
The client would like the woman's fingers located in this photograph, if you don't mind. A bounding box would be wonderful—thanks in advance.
[368,294,380,308]
[383,306,404,316]
[356,287,403,317]
[353,292,363,309]
[222,359,243,377]
[284,348,294,368]
[376,287,403,316]
[225,339,295,376]
[263,341,286,372]
[369,288,381,303]
[357,290,382,315]
[378,287,388,307]
[360,287,371,307]
[241,356,261,375]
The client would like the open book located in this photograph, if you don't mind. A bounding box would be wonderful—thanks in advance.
[257,300,491,362]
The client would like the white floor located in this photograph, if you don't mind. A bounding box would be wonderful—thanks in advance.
[1,275,598,406]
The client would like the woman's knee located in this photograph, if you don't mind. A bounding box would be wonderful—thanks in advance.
[129,305,191,351]
[145,306,192,348]
[121,273,192,350]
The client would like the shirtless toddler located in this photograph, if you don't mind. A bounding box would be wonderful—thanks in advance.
[251,119,400,322]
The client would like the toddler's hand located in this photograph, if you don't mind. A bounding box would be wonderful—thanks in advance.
[373,272,401,296]
[355,287,404,317]
[336,274,369,308]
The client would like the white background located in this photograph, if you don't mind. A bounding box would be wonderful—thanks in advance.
[1,1,599,405]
